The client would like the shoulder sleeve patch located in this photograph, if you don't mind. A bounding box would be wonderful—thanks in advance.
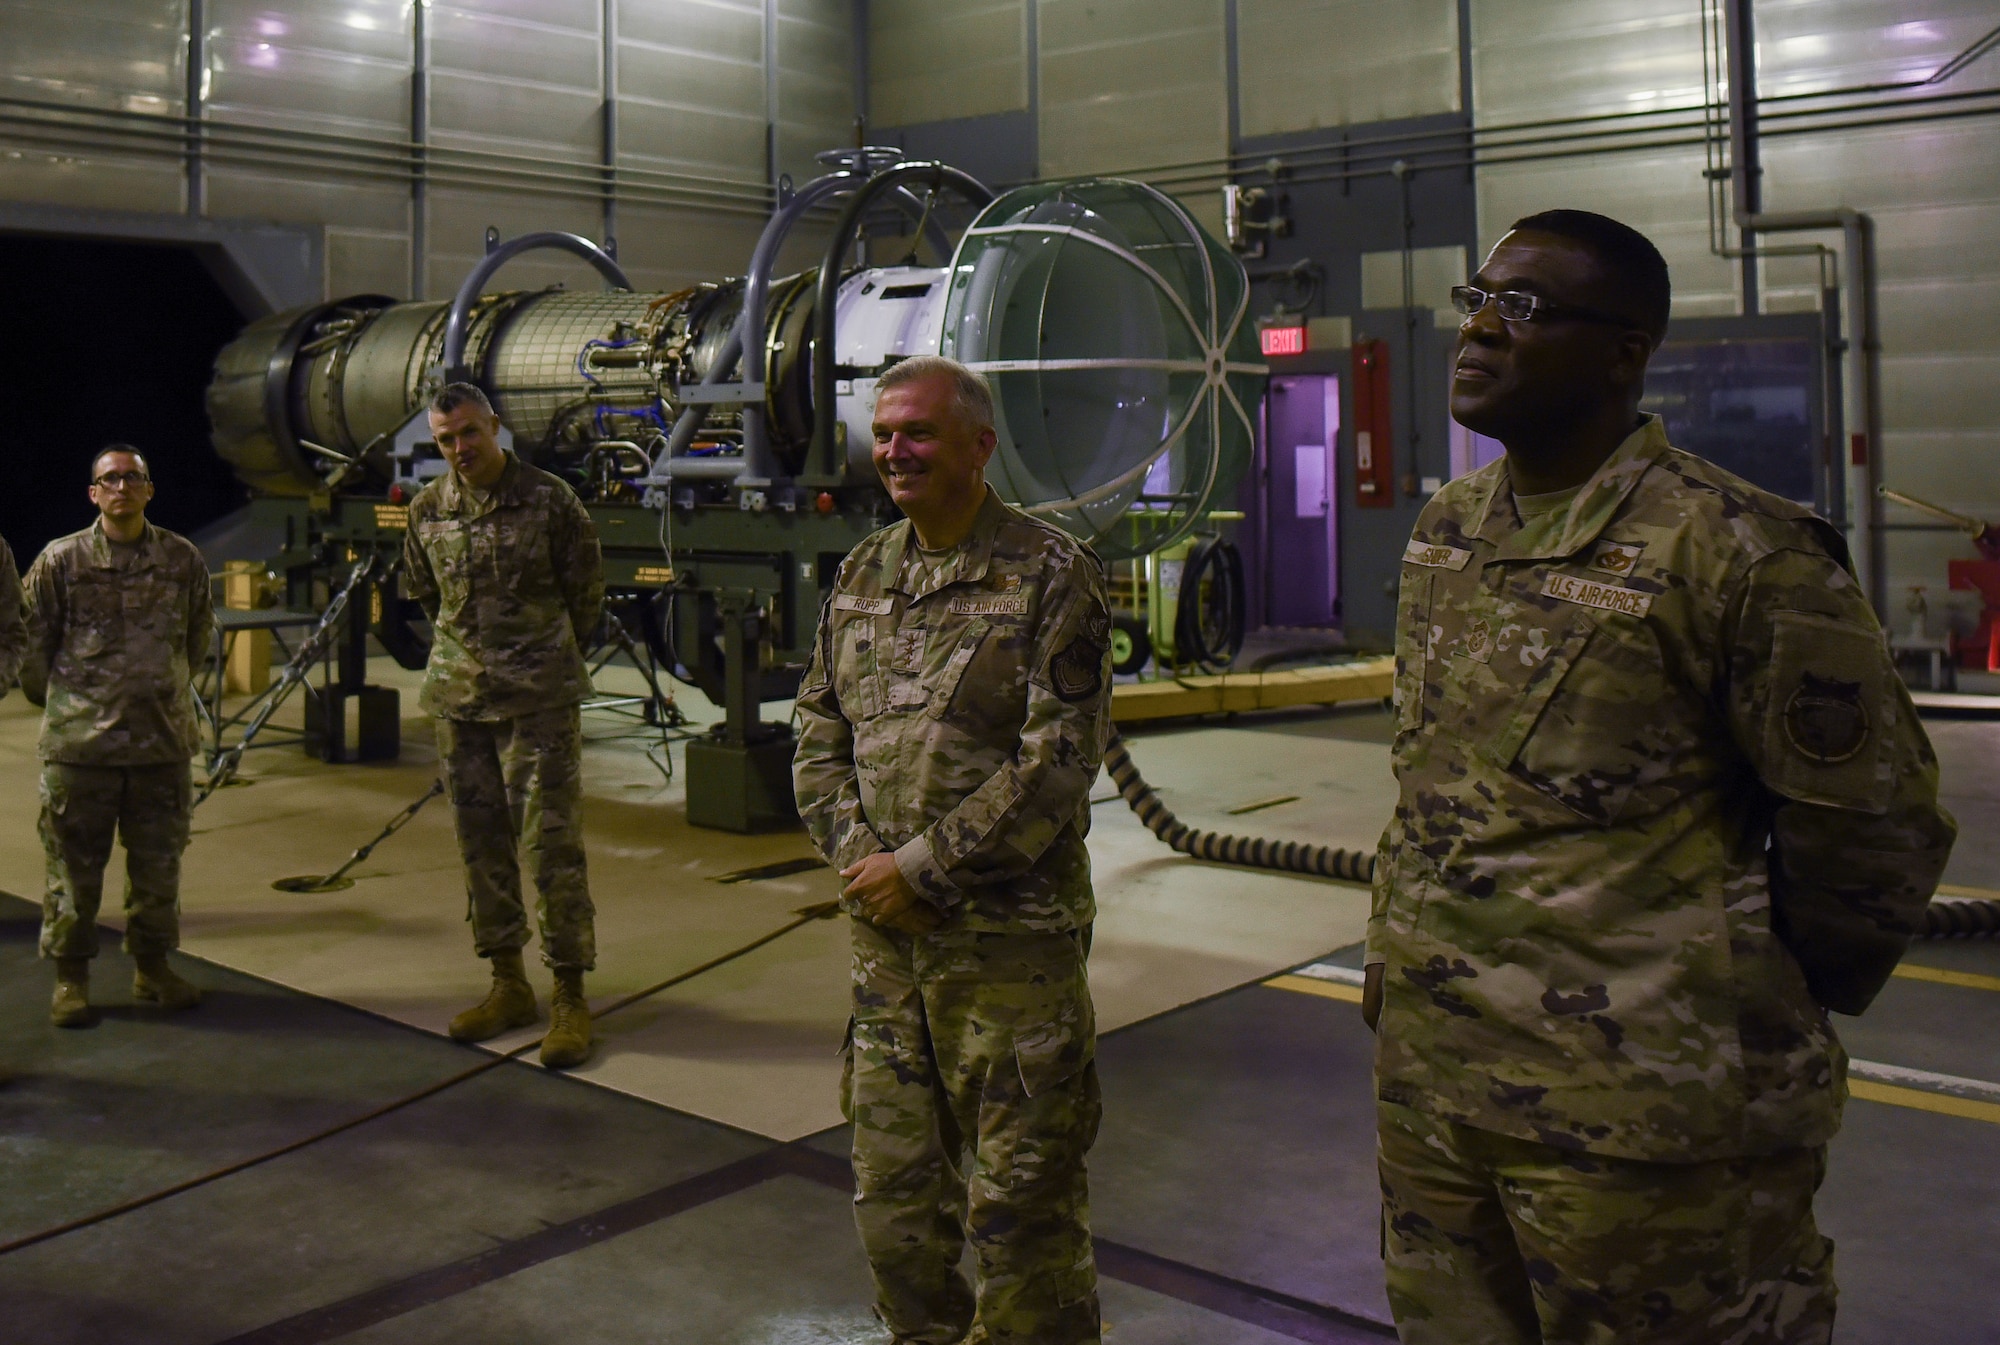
[1761,610,1894,813]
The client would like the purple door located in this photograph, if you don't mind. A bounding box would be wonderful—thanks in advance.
[1259,375,1340,627]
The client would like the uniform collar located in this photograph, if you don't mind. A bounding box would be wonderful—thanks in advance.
[881,485,1011,599]
[1472,415,1669,562]
[87,519,164,569]
[438,453,523,519]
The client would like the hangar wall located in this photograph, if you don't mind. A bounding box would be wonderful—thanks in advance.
[0,0,859,301]
[1,1,1992,614]
[868,0,2000,622]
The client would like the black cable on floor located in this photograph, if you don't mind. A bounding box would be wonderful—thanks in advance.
[1104,730,1376,883]
[0,899,842,1258]
[1107,730,1998,939]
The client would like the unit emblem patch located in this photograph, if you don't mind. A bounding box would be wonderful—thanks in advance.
[1783,672,1870,764]
[1049,611,1110,703]
[1589,542,1643,577]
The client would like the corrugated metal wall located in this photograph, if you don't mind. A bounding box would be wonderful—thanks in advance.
[0,0,857,301]
[1469,0,2000,593]
[867,0,1027,130]
[856,0,1999,607]
[1237,0,1460,135]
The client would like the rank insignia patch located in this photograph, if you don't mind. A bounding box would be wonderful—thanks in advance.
[1783,672,1870,764]
[1589,542,1643,577]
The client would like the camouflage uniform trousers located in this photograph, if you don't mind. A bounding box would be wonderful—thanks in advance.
[435,705,595,970]
[844,916,1102,1345]
[1379,1101,1835,1345]
[38,760,193,960]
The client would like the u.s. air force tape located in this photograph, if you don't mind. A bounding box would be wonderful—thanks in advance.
[1403,540,1473,570]
[948,594,1028,615]
[1541,572,1653,617]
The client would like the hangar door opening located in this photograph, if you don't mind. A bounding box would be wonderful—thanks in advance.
[1258,374,1341,628]
[0,236,249,565]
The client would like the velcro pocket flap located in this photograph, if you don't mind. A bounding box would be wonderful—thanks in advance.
[1014,990,1095,1099]
[926,617,990,719]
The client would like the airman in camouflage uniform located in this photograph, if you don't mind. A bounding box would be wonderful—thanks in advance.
[23,447,214,1026]
[0,534,25,693]
[1366,213,1955,1344]
[795,356,1112,1345]
[403,383,604,1069]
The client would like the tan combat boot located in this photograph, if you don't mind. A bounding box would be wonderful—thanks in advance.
[540,968,593,1069]
[133,953,203,1011]
[51,956,94,1028]
[448,949,539,1042]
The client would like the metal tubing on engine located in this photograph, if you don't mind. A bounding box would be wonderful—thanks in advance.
[811,162,994,480]
[441,231,633,383]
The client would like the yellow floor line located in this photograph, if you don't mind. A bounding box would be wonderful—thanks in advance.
[1849,1079,2000,1126]
[1894,963,2000,993]
[1938,883,2000,901]
[1266,973,1363,1003]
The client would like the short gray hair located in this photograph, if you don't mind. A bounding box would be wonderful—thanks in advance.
[875,355,994,433]
[430,381,495,418]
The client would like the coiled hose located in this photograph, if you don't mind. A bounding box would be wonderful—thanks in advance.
[1102,730,1376,883]
[1105,731,1999,937]
[1923,897,2000,938]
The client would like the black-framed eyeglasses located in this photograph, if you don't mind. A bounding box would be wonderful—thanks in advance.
[92,471,151,489]
[1450,284,1639,330]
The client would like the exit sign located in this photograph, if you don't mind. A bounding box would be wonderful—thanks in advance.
[1260,324,1306,357]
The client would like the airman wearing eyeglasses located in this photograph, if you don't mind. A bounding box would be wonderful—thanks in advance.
[22,446,214,1027]
[1366,212,1953,1344]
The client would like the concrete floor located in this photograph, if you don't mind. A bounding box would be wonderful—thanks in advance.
[0,666,1995,1343]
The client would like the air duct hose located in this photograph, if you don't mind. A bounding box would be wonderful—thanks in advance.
[1104,731,1998,937]
[1923,897,2000,938]
[1102,730,1376,882]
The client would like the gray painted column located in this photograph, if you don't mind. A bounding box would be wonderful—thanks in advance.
[601,0,619,254]
[185,0,205,216]
[764,0,779,189]
[411,0,431,299]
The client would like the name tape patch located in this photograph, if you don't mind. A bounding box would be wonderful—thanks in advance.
[832,594,894,616]
[1542,572,1654,618]
[1404,540,1473,571]
[948,594,1029,616]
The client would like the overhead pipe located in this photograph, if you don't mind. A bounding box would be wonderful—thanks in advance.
[1723,0,1885,614]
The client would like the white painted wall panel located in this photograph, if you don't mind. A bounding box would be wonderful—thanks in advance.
[1474,145,1739,319]
[777,0,855,182]
[1470,0,1705,124]
[0,0,183,110]
[1039,0,1226,178]
[1238,0,1459,137]
[869,0,1026,129]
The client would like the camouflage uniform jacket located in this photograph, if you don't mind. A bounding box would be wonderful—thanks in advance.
[1369,416,1954,1163]
[403,454,604,721]
[21,521,215,765]
[0,535,25,695]
[794,487,1113,934]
